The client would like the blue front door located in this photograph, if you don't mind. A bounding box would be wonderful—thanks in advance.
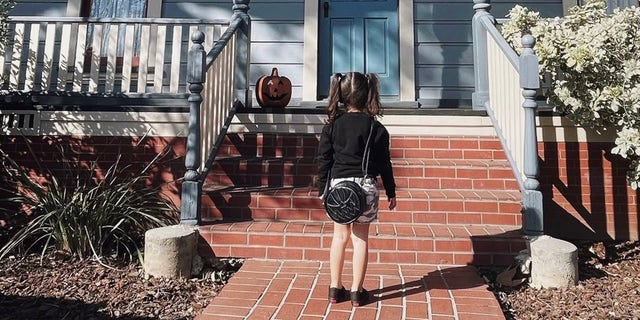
[318,0,399,99]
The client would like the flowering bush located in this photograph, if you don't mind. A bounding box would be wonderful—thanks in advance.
[502,0,640,188]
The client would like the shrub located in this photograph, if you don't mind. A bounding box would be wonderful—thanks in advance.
[0,143,178,263]
[0,0,14,45]
[502,0,640,188]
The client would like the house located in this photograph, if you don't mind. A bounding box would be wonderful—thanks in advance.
[1,0,637,266]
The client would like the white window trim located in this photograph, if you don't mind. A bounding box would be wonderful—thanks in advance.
[66,0,162,17]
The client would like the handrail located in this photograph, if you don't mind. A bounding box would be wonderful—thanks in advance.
[180,0,251,225]
[472,0,543,235]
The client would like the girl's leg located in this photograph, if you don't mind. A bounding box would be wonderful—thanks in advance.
[350,222,370,292]
[330,222,351,288]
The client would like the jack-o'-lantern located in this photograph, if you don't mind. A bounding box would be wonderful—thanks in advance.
[255,67,292,107]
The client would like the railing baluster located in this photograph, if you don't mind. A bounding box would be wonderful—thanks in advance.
[105,23,119,93]
[25,23,40,91]
[10,23,25,90]
[41,23,56,91]
[121,23,136,93]
[169,25,182,93]
[153,24,167,93]
[137,24,151,93]
[73,24,88,91]
[89,23,103,92]
[57,23,73,91]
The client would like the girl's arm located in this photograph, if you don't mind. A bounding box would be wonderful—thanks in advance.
[317,124,334,196]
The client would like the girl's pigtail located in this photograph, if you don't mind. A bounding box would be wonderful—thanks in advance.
[326,73,343,123]
[366,73,382,117]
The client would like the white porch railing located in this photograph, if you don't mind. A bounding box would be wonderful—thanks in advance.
[472,0,543,235]
[0,17,229,95]
[180,0,251,225]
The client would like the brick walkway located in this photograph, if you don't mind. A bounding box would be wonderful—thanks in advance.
[196,260,505,320]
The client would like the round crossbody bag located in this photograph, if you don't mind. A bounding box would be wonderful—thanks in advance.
[322,120,375,224]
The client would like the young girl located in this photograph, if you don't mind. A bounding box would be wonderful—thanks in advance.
[317,72,397,307]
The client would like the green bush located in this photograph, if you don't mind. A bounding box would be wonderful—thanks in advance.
[0,0,15,45]
[502,0,640,188]
[0,144,178,262]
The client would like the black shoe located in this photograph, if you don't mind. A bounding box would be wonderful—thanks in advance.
[328,286,348,304]
[350,288,369,307]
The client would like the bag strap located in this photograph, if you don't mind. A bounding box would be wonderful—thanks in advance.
[361,119,374,179]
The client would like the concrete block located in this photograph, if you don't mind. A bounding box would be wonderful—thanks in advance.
[143,224,198,279]
[530,235,578,288]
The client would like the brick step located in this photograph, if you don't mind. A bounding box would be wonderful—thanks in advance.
[216,133,508,161]
[197,221,526,266]
[204,157,519,190]
[200,186,522,226]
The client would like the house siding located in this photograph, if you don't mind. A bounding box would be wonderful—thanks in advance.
[413,0,563,107]
[162,0,305,106]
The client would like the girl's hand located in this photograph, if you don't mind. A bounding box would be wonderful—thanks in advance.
[388,197,397,210]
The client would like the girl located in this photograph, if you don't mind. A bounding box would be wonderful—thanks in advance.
[317,72,397,307]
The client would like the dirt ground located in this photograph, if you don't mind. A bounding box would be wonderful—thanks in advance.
[1,241,638,320]
[481,240,640,320]
[0,253,241,320]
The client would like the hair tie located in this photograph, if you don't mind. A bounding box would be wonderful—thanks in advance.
[337,73,344,103]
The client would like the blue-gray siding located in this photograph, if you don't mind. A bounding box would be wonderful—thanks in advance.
[414,0,563,107]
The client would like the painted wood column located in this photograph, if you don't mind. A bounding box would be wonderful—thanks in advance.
[233,0,251,107]
[520,35,543,236]
[181,31,206,225]
[472,0,493,111]
[398,0,415,102]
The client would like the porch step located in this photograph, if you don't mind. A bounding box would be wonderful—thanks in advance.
[204,158,519,191]
[197,221,526,266]
[200,186,522,226]
[198,132,524,265]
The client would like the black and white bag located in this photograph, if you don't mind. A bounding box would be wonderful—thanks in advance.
[322,121,375,224]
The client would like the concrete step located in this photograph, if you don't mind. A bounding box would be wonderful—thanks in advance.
[197,221,526,266]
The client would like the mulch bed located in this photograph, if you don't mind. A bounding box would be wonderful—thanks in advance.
[481,240,640,320]
[1,241,639,319]
[0,253,242,320]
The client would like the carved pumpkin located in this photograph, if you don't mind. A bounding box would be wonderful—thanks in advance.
[255,67,292,107]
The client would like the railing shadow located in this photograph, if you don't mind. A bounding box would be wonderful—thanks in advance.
[539,116,640,241]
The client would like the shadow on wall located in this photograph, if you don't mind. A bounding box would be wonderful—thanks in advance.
[538,116,640,241]
[201,132,321,222]
[0,135,186,231]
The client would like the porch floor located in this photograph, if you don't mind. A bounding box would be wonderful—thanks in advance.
[195,259,505,320]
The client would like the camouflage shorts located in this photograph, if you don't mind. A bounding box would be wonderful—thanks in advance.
[329,176,379,224]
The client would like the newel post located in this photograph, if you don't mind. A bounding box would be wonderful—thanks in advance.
[520,34,543,235]
[180,31,206,225]
[472,0,493,110]
[233,0,251,107]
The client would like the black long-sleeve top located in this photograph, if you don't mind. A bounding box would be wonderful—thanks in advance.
[317,112,396,199]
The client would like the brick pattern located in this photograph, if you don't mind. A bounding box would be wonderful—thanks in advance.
[540,141,640,240]
[198,221,525,266]
[198,132,525,264]
[195,260,506,320]
[0,135,187,223]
